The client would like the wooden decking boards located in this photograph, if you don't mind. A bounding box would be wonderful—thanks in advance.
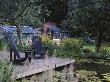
[0,51,75,79]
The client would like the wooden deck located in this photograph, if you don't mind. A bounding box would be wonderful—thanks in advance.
[0,51,75,79]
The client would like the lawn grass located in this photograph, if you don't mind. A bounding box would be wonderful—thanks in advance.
[83,43,110,53]
[83,44,96,52]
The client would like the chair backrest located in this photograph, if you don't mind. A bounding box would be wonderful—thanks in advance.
[32,36,43,54]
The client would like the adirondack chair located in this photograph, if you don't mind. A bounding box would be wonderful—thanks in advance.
[4,31,31,64]
[31,36,47,59]
[0,26,32,64]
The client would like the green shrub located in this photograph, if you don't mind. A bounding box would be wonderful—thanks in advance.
[82,48,93,57]
[0,60,13,82]
[83,48,92,54]
[101,47,109,55]
[56,38,84,58]
[38,36,84,58]
[101,73,110,82]
[16,44,22,51]
[83,44,95,52]
[41,35,56,55]
[93,46,110,58]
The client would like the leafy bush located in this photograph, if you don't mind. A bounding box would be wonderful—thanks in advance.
[17,43,31,52]
[41,35,56,55]
[0,60,13,82]
[82,48,94,58]
[83,44,95,52]
[83,48,92,54]
[41,36,84,58]
[92,46,110,58]
[102,73,110,82]
[56,38,84,58]
[101,47,109,55]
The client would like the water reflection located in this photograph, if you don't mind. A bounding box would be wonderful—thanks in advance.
[75,61,110,82]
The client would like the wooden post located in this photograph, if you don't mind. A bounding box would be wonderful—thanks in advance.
[14,52,16,61]
[66,63,75,81]
[33,48,36,59]
[25,52,28,58]
[45,49,48,59]
[44,46,48,59]
[10,47,13,62]
[61,65,67,82]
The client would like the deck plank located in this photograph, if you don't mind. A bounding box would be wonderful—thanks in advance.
[0,51,75,79]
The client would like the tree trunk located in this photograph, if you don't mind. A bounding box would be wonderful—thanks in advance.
[16,26,22,44]
[96,27,102,52]
[10,19,22,45]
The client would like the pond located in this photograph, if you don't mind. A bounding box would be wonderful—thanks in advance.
[75,59,110,82]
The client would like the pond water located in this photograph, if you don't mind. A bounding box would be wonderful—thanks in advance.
[75,59,110,82]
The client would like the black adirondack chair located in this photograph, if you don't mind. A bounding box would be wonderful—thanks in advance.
[0,26,31,64]
[31,36,47,59]
[6,32,32,64]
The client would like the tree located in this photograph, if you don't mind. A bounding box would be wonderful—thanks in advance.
[0,0,45,44]
[66,0,110,52]
[0,0,45,25]
[41,0,68,24]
